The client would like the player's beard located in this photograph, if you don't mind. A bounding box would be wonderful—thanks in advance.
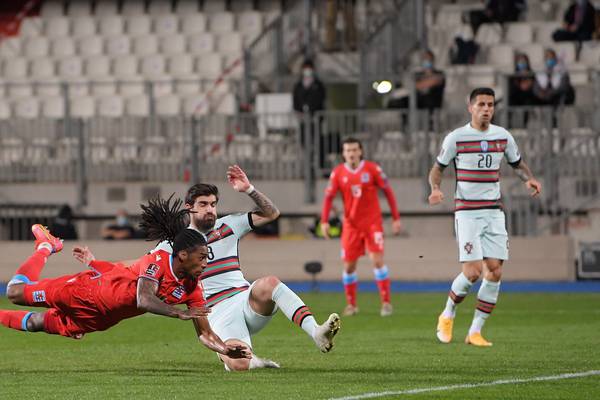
[196,214,216,232]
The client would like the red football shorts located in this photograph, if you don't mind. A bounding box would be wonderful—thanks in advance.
[341,223,384,262]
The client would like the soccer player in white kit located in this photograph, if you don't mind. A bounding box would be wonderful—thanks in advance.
[428,88,542,347]
[153,165,340,370]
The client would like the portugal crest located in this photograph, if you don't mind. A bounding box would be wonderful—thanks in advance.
[464,242,474,255]
[480,140,489,152]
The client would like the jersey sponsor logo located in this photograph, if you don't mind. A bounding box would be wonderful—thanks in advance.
[361,173,370,183]
[463,242,474,255]
[32,290,46,303]
[480,140,489,152]
[156,254,161,261]
[145,263,160,277]
[171,285,185,300]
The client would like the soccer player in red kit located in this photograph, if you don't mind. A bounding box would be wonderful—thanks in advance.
[321,137,402,317]
[0,197,250,361]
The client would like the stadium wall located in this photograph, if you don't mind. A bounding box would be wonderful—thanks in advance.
[0,236,575,282]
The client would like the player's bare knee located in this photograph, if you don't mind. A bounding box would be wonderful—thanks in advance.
[486,268,503,282]
[258,275,281,292]
[462,264,482,282]
[25,313,45,332]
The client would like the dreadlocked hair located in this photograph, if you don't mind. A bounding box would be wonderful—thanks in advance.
[140,194,206,254]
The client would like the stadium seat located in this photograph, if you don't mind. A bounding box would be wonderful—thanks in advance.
[65,78,90,98]
[133,36,159,56]
[69,96,95,117]
[36,79,61,97]
[0,99,11,119]
[155,94,181,116]
[119,77,145,96]
[41,96,65,118]
[176,80,202,96]
[98,95,125,117]
[40,1,64,18]
[196,53,223,79]
[149,77,174,97]
[85,55,111,77]
[255,93,295,137]
[4,58,28,79]
[568,64,589,86]
[127,16,152,36]
[14,97,40,119]
[148,0,173,15]
[505,23,533,45]
[534,22,561,44]
[30,58,56,79]
[215,93,237,115]
[188,33,215,55]
[58,57,84,77]
[579,43,600,67]
[223,54,243,79]
[67,2,92,17]
[181,14,207,34]
[45,17,70,37]
[160,34,186,55]
[169,54,194,75]
[7,82,34,99]
[122,0,147,16]
[487,44,514,71]
[72,16,96,37]
[238,11,263,36]
[155,15,179,36]
[554,42,577,65]
[0,37,22,57]
[126,94,150,116]
[20,17,43,37]
[217,32,243,55]
[467,65,496,87]
[209,12,235,34]
[105,35,131,56]
[99,16,125,36]
[140,54,166,77]
[518,43,544,69]
[51,37,76,57]
[24,37,50,58]
[90,77,117,96]
[475,23,502,46]
[78,35,104,56]
[204,0,227,13]
[113,55,139,77]
[95,0,119,17]
[176,0,199,15]
[182,94,207,115]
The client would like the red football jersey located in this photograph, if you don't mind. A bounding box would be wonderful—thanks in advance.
[321,160,400,230]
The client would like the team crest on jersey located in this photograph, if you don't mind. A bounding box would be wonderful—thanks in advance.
[171,285,185,300]
[480,141,489,152]
[464,242,473,255]
[33,290,46,302]
[145,263,160,277]
[361,173,370,183]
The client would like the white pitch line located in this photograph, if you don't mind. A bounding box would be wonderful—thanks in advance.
[328,370,600,400]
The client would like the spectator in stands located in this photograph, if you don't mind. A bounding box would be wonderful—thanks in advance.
[49,204,78,240]
[552,0,596,42]
[293,59,329,173]
[533,48,575,106]
[101,209,137,240]
[415,50,446,110]
[468,0,527,35]
[508,53,537,106]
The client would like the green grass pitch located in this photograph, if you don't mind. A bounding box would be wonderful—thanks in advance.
[1,292,599,399]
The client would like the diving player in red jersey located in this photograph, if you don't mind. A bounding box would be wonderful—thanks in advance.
[321,137,402,317]
[0,196,250,361]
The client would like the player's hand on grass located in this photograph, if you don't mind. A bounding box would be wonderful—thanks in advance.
[227,164,251,192]
[392,219,402,235]
[178,307,211,320]
[72,246,95,266]
[225,343,252,359]
[526,179,542,197]
[320,222,331,239]
[428,189,444,205]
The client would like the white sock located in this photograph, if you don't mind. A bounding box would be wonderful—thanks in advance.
[271,282,318,338]
[249,355,280,369]
[469,279,500,335]
[36,242,53,253]
[442,272,473,319]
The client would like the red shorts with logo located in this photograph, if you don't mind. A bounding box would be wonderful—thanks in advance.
[341,223,384,262]
[22,272,106,338]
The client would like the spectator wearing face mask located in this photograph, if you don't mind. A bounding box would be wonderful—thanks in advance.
[533,49,575,106]
[415,50,446,110]
[508,53,537,106]
[553,0,596,42]
[102,209,137,240]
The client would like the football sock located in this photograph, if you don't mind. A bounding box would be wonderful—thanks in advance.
[8,246,51,287]
[469,279,500,335]
[271,282,317,337]
[442,272,473,319]
[0,310,33,331]
[342,271,358,307]
[373,265,391,304]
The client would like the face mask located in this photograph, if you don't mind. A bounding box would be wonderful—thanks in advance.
[546,58,557,69]
[516,61,528,71]
[422,60,433,69]
[302,68,314,78]
[117,216,128,226]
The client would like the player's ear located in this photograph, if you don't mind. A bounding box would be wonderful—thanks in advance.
[177,249,189,262]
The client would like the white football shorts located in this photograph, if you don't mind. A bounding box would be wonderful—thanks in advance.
[454,209,509,262]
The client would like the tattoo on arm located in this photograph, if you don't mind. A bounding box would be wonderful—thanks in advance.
[429,164,444,191]
[513,161,533,182]
[136,278,180,318]
[248,189,280,219]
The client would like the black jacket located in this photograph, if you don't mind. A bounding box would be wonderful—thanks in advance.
[293,78,326,114]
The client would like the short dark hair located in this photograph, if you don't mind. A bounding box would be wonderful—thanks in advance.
[185,183,219,206]
[342,137,363,150]
[469,87,495,103]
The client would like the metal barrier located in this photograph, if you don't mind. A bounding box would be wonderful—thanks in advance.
[0,204,61,240]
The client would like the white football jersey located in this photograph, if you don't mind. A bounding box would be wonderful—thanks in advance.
[436,123,521,212]
[152,213,254,306]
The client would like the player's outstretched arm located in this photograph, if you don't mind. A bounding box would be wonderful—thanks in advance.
[192,316,252,359]
[136,277,210,319]
[227,164,280,227]
[428,163,445,205]
[511,160,542,197]
[72,246,120,273]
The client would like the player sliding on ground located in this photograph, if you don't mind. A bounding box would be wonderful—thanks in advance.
[0,196,251,362]
[147,165,341,371]
[429,87,542,347]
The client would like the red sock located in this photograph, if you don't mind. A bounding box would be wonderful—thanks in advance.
[344,282,357,307]
[0,310,31,331]
[14,249,50,283]
[376,278,391,304]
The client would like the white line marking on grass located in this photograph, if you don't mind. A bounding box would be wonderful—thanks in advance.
[328,370,600,400]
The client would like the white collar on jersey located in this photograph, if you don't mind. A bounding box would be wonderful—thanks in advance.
[467,122,491,133]
[343,160,365,174]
